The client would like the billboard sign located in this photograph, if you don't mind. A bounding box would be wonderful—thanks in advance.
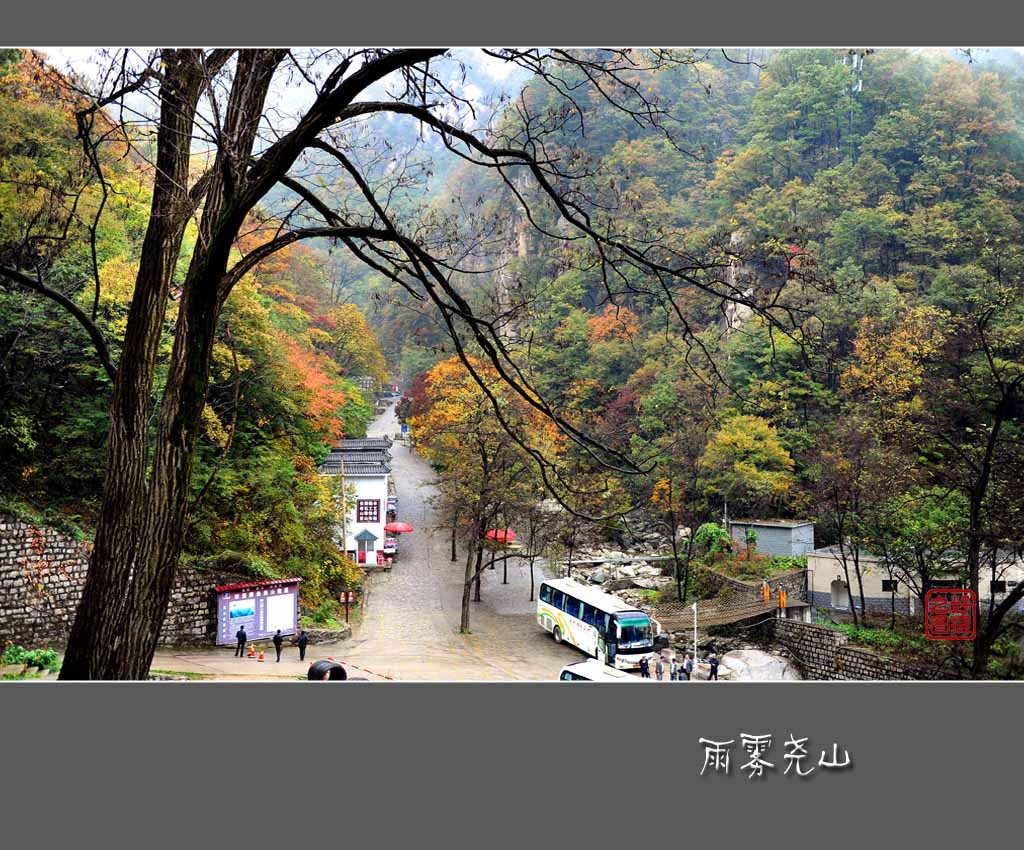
[216,578,301,645]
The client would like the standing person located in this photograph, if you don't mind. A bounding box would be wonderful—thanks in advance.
[235,625,247,657]
[708,652,720,681]
[682,653,693,681]
[655,655,665,681]
[669,657,679,681]
[272,629,283,662]
[639,655,650,678]
[297,630,309,662]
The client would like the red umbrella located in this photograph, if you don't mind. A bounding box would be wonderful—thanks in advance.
[485,528,517,543]
[384,521,414,533]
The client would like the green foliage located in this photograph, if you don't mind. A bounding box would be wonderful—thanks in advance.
[694,522,733,555]
[2,644,61,672]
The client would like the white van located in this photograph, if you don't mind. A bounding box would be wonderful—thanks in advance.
[557,659,648,681]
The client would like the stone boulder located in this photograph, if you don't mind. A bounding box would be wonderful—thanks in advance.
[719,649,802,681]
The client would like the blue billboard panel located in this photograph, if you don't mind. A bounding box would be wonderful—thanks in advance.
[216,579,300,645]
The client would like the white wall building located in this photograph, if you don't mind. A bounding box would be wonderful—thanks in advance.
[808,545,1024,616]
[317,438,393,566]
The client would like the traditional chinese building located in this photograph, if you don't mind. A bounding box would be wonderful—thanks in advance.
[317,437,393,565]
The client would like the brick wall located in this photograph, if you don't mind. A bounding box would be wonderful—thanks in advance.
[0,513,246,649]
[764,619,957,680]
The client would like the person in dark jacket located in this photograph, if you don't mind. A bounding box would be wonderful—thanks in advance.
[272,629,283,662]
[708,652,720,681]
[235,626,247,657]
[297,630,309,662]
[639,656,651,678]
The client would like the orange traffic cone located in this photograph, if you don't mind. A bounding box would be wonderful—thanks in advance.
[248,643,256,658]
[257,649,265,662]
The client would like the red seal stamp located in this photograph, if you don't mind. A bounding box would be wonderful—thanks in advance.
[924,589,976,640]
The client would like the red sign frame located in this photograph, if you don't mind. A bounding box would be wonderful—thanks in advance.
[924,588,977,641]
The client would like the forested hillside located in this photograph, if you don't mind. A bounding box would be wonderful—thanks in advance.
[2,47,1023,676]
[0,50,384,599]
[391,49,1024,671]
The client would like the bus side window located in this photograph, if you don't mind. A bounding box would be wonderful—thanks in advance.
[564,596,581,619]
[551,590,565,610]
[600,613,611,635]
[560,671,574,681]
[582,604,596,627]
[539,584,552,604]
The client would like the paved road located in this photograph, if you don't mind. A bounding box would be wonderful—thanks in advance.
[340,404,582,679]
[153,403,583,681]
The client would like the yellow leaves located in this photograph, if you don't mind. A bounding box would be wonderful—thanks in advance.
[650,478,672,506]
[844,305,949,401]
[201,404,229,449]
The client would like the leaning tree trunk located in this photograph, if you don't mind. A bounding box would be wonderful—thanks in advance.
[473,546,484,602]
[60,52,206,680]
[60,49,283,679]
[460,540,476,633]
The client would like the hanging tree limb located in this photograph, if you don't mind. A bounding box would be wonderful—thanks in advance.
[0,265,117,382]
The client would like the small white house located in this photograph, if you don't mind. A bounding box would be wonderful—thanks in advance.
[318,438,393,566]
[729,519,815,557]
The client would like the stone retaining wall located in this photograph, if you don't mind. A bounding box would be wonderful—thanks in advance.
[2,513,247,649]
[764,618,956,680]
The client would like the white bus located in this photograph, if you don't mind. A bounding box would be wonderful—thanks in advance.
[538,578,667,670]
[558,659,649,681]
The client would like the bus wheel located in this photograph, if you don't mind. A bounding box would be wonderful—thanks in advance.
[552,626,563,644]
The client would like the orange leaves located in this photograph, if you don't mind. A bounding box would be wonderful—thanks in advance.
[279,335,349,443]
[587,303,641,344]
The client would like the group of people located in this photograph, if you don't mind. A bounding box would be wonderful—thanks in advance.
[233,627,310,662]
[638,651,720,681]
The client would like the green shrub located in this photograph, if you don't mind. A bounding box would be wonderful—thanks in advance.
[2,644,61,672]
[24,648,61,672]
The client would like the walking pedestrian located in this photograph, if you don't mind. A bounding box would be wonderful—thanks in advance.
[669,657,679,681]
[297,630,309,662]
[235,625,247,657]
[639,656,650,678]
[682,653,693,681]
[708,652,720,681]
[655,655,665,681]
[273,629,283,662]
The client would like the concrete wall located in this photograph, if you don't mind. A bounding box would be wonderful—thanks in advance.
[0,513,247,649]
[730,522,815,557]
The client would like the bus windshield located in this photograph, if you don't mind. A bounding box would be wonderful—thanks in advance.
[616,615,653,649]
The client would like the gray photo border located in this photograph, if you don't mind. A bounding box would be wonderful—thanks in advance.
[3,1,1024,846]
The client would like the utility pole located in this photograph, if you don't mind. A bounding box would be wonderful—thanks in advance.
[339,448,348,562]
[692,602,698,671]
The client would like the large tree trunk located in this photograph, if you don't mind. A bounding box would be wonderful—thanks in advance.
[60,52,206,680]
[60,50,282,679]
